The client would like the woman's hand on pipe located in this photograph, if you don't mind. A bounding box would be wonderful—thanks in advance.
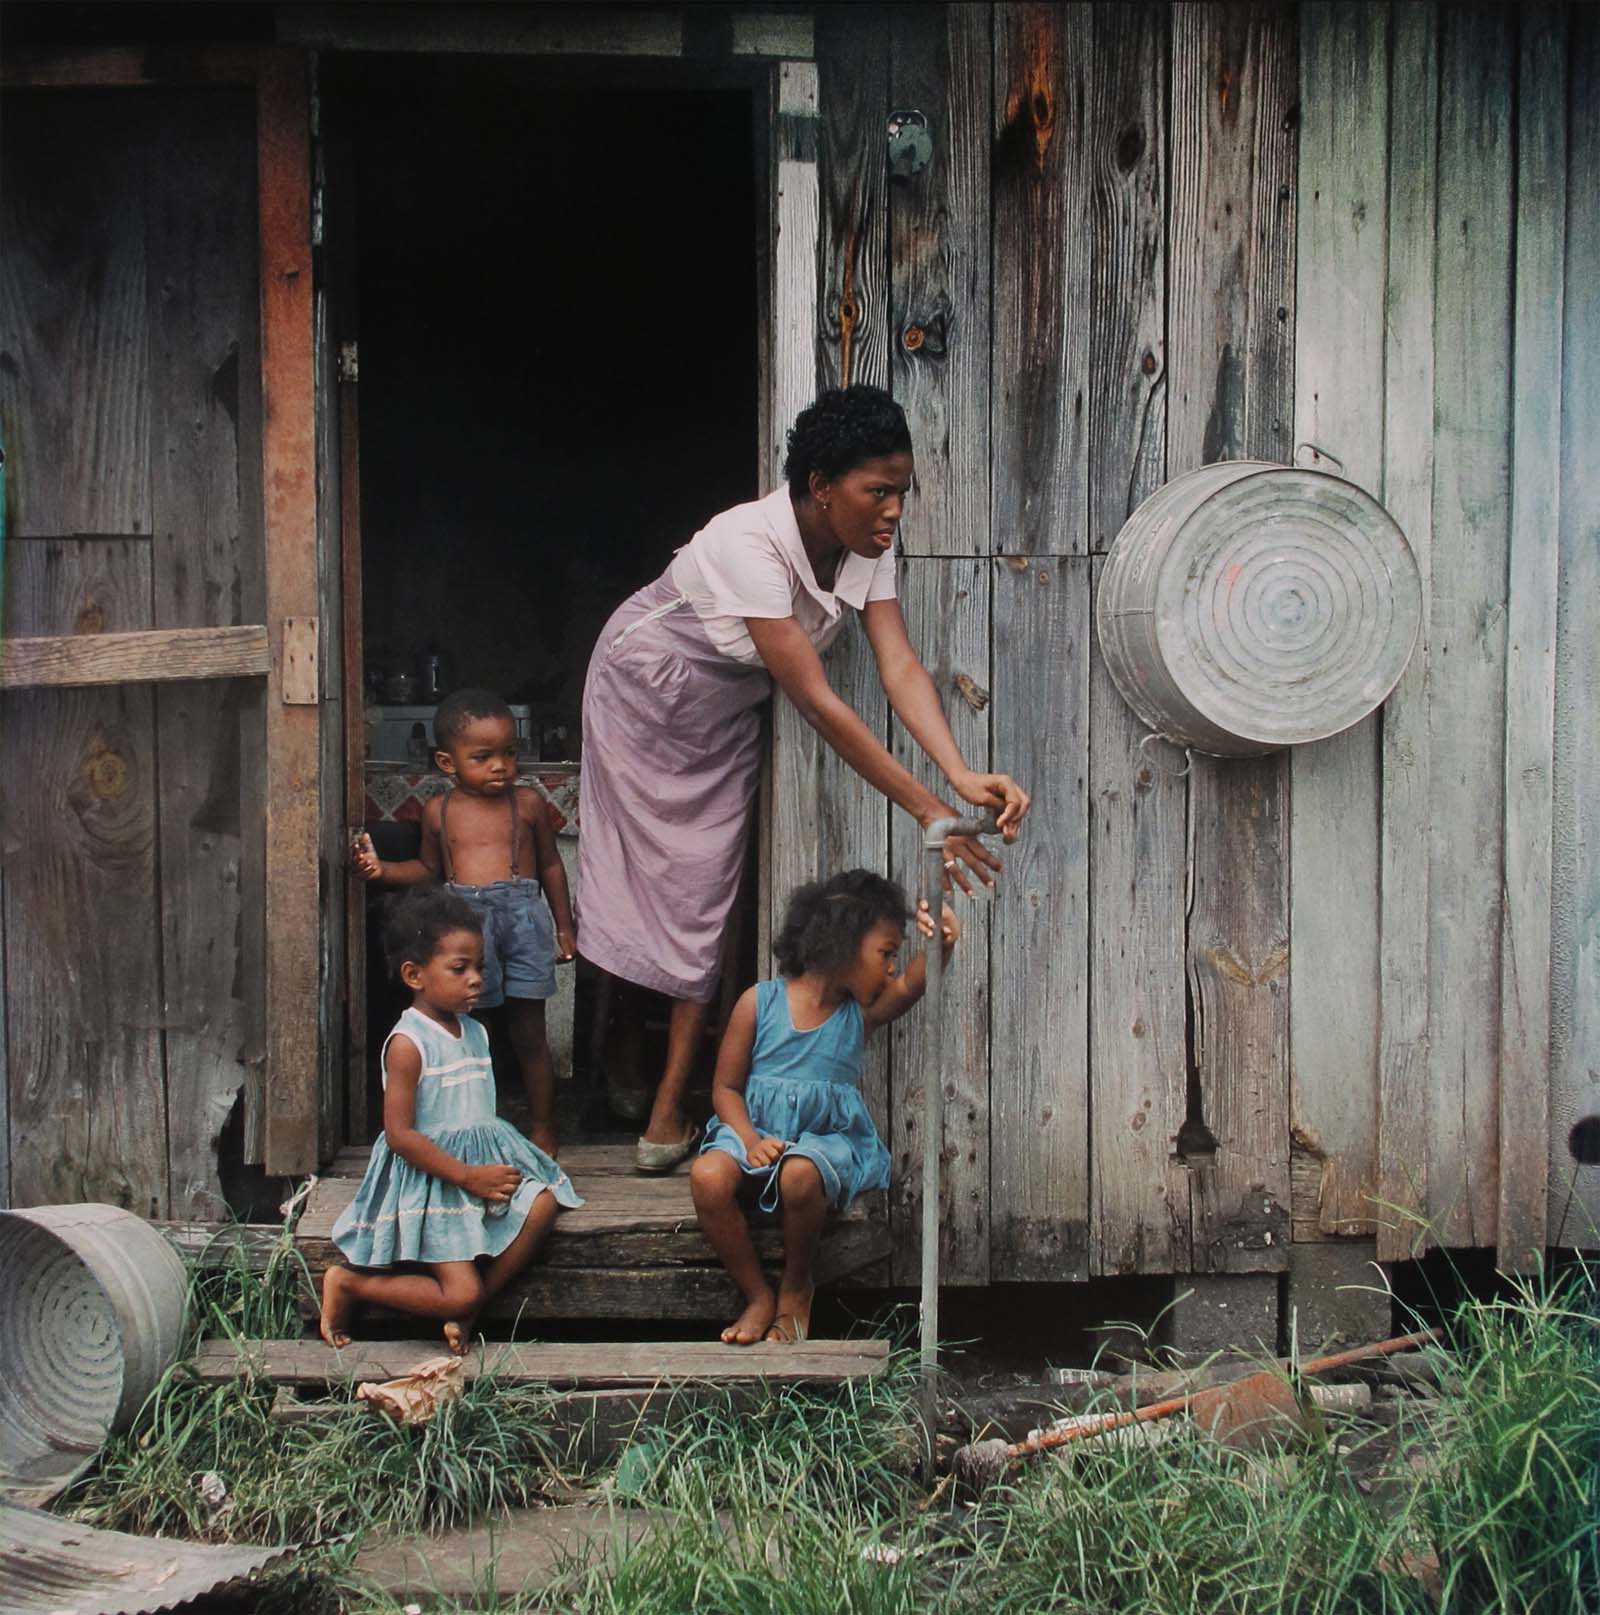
[919,804,1003,897]
[948,768,1032,841]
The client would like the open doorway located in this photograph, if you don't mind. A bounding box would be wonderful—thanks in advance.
[324,52,763,1142]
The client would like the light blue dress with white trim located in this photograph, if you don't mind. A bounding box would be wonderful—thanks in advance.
[700,978,890,1213]
[331,1007,582,1268]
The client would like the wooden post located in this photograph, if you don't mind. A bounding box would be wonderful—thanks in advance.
[257,50,322,1175]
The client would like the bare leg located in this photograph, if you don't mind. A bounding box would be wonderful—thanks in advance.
[505,997,557,1156]
[641,995,708,1146]
[319,1260,483,1352]
[480,1191,559,1303]
[690,1151,773,1344]
[768,1156,824,1343]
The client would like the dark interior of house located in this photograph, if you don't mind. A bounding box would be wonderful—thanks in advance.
[328,54,762,1132]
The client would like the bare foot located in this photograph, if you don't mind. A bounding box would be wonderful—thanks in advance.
[319,1266,355,1348]
[719,1288,776,1346]
[443,1319,473,1356]
[530,1124,558,1158]
[765,1284,813,1344]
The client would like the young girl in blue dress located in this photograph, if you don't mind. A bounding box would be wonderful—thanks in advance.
[320,888,583,1354]
[691,868,957,1345]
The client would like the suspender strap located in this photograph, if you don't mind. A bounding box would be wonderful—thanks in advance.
[438,783,522,882]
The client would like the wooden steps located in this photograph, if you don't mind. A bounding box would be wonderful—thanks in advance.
[292,1141,891,1321]
[192,1335,889,1389]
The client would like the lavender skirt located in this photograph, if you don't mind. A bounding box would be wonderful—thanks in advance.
[577,572,771,1002]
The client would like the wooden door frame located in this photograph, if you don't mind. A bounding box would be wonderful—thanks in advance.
[0,46,322,1175]
[317,41,809,1121]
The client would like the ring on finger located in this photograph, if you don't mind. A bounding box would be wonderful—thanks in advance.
[943,859,957,870]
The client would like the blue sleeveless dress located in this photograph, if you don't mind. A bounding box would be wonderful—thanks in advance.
[700,978,890,1213]
[331,1007,583,1268]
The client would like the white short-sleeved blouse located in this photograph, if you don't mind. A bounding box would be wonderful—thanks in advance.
[669,487,898,666]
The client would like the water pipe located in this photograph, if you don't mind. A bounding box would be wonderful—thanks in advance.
[918,810,1003,1456]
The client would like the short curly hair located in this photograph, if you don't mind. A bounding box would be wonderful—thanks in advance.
[783,385,913,503]
[433,687,513,750]
[382,886,483,978]
[772,868,910,978]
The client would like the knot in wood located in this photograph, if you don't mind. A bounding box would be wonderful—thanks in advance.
[902,324,924,352]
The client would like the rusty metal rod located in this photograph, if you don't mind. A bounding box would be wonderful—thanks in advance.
[1002,1327,1441,1460]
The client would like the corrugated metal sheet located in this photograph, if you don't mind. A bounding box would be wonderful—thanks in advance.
[0,1501,291,1615]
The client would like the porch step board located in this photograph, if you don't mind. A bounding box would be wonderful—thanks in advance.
[193,1336,889,1390]
[281,1141,890,1321]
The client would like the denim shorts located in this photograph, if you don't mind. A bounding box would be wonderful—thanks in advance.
[448,878,556,1004]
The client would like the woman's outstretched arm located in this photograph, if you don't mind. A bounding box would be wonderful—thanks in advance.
[859,597,1031,837]
[745,614,951,828]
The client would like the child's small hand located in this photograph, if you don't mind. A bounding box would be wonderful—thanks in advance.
[747,1135,788,1168]
[352,831,383,882]
[462,1162,521,1204]
[555,925,577,964]
[916,899,960,948]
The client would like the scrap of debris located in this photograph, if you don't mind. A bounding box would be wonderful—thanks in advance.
[0,1499,291,1615]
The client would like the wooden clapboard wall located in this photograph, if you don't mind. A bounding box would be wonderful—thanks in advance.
[0,88,266,1219]
[781,0,1599,1282]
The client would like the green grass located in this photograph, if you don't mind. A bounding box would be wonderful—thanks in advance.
[54,1257,1599,1614]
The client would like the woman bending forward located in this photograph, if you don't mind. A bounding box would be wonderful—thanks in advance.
[577,385,1031,1172]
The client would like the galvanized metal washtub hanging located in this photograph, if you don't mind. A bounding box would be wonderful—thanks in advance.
[1097,462,1421,757]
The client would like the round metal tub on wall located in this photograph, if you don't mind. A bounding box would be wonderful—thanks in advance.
[1097,462,1422,756]
[0,1204,189,1503]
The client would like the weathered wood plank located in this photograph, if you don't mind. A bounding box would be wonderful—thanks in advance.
[888,560,990,1285]
[1288,0,1387,1241]
[277,5,685,59]
[1087,0,1167,556]
[1,544,168,1215]
[765,62,823,975]
[1169,0,1297,1274]
[258,52,323,1176]
[1375,0,1438,1263]
[774,39,893,1131]
[991,557,1089,1279]
[1085,0,1187,1277]
[1497,3,1567,1269]
[991,1,1090,556]
[889,2,990,558]
[192,1337,889,1388]
[0,626,269,690]
[815,6,889,394]
[1426,3,1514,1250]
[1550,2,1600,1251]
[1088,560,1191,1276]
[147,91,261,1220]
[314,235,348,1168]
[0,92,152,539]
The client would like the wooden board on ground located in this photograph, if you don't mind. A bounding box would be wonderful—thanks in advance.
[192,1336,889,1388]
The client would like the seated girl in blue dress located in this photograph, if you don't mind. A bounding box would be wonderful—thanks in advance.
[691,869,957,1345]
[320,888,582,1354]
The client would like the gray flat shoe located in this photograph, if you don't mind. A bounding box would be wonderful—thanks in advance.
[635,1127,700,1175]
